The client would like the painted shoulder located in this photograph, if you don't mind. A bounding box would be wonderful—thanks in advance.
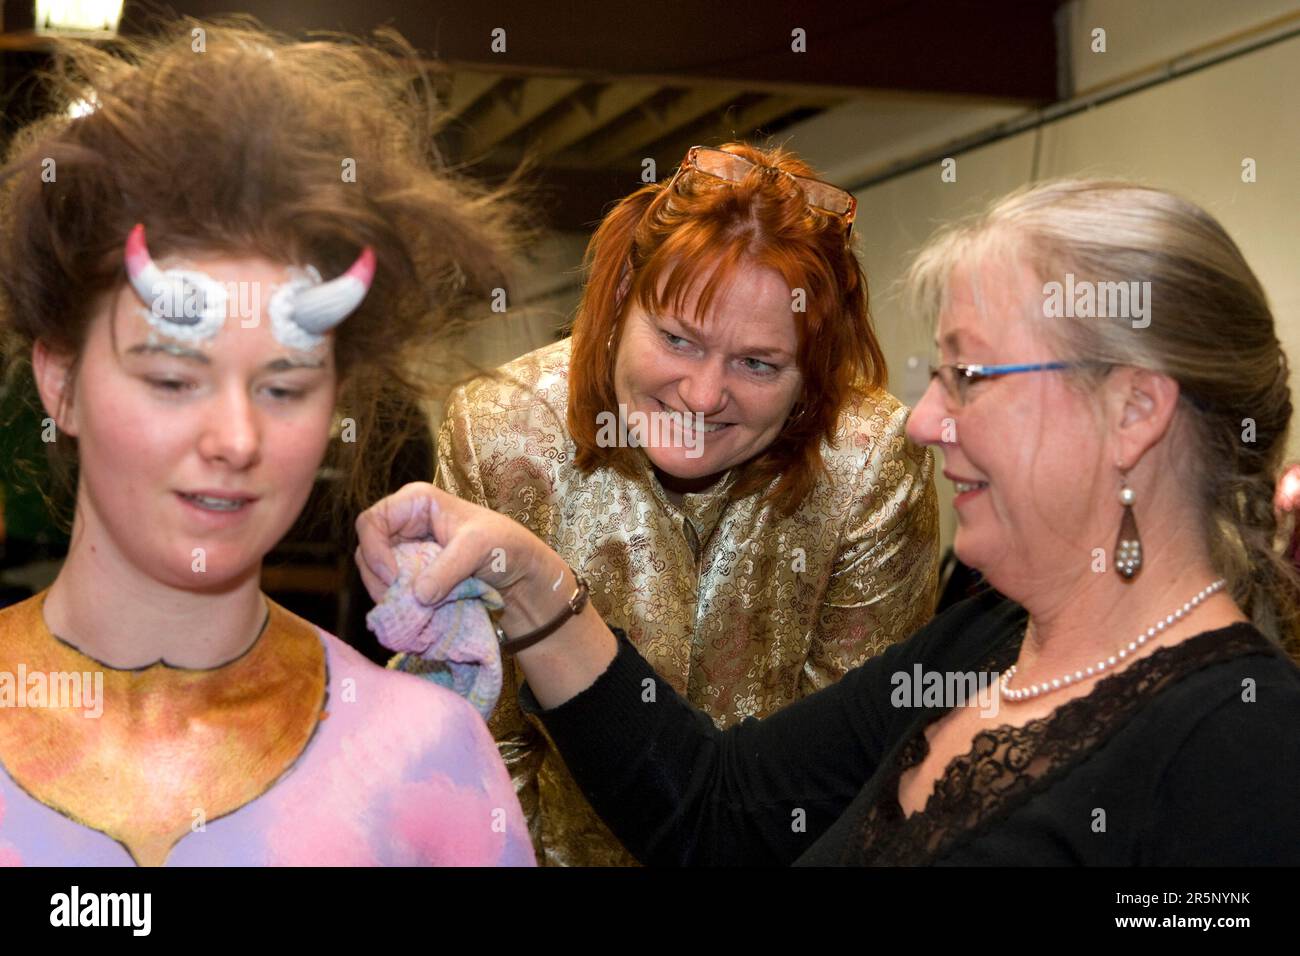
[313,626,492,749]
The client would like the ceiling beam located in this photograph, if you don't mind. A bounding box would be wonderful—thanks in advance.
[461,75,584,154]
[523,80,660,159]
[429,59,1038,108]
[441,71,504,122]
[648,93,823,167]
[571,86,742,168]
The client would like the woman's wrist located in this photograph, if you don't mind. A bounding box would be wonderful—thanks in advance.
[497,569,588,654]
[497,561,581,638]
[513,592,618,711]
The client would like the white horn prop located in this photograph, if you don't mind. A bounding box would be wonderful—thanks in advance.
[290,248,376,334]
[125,223,203,326]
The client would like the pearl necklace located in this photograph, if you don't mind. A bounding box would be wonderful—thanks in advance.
[1000,579,1228,703]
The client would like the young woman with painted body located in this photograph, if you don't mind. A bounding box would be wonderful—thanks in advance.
[0,23,533,867]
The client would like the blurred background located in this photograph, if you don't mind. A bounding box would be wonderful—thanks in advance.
[2,0,1298,653]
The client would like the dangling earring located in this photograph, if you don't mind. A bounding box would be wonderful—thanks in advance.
[1114,470,1142,580]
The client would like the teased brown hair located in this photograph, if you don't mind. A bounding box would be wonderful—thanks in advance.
[0,17,518,531]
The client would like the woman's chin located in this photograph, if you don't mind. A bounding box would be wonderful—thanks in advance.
[951,533,989,576]
[151,550,262,592]
[646,447,719,481]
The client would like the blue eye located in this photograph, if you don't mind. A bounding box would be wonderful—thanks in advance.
[663,332,691,349]
[742,357,777,375]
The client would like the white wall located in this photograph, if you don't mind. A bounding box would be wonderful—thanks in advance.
[1065,0,1300,92]
[463,230,587,372]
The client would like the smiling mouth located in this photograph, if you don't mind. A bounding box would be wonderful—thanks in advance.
[656,399,732,433]
[954,481,988,494]
[178,492,253,512]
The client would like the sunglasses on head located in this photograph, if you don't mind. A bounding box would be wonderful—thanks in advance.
[668,145,857,236]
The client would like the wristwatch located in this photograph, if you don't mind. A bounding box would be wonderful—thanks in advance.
[495,570,590,654]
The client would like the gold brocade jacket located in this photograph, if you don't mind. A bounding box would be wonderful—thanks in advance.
[435,338,940,866]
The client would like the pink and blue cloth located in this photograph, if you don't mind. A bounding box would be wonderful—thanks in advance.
[366,541,505,720]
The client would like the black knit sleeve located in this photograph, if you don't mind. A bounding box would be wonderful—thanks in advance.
[515,591,1025,866]
[518,628,893,864]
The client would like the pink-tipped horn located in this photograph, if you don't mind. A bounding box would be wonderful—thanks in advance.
[291,247,376,334]
[124,223,201,325]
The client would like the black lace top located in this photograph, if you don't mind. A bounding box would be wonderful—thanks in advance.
[522,591,1300,865]
[841,620,1275,865]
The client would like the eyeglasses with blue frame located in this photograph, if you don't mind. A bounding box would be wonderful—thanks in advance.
[927,361,1095,407]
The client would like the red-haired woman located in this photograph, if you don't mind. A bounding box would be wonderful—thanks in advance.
[361,144,940,865]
